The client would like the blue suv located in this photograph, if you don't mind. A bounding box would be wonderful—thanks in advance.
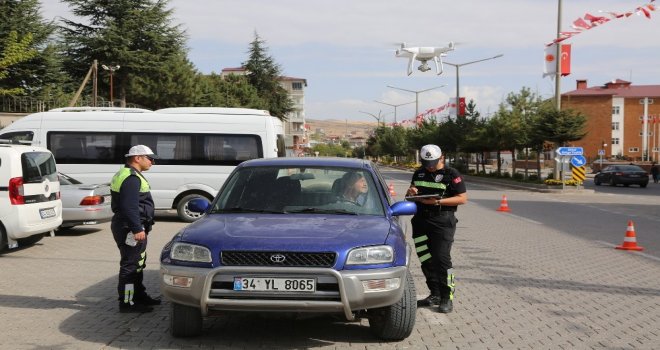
[160,158,417,340]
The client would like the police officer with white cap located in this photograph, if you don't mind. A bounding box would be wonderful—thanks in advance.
[406,144,467,313]
[110,145,160,313]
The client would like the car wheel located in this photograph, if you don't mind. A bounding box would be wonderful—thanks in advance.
[641,183,648,188]
[367,270,416,341]
[594,178,601,186]
[176,194,210,223]
[16,233,43,247]
[609,178,616,186]
[0,226,7,252]
[170,302,202,337]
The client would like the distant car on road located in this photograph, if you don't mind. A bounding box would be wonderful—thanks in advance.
[58,173,112,229]
[593,165,649,188]
[160,157,418,340]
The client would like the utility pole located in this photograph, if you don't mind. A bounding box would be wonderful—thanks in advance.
[386,85,445,122]
[374,100,415,124]
[102,64,120,106]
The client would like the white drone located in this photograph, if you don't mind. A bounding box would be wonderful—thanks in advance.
[395,42,455,76]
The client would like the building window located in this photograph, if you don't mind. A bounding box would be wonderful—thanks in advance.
[292,82,303,90]
[612,106,620,115]
[639,131,654,136]
[629,147,639,152]
[612,122,619,130]
[611,138,620,145]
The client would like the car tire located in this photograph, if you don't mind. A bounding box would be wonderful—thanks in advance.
[0,226,7,252]
[609,178,616,186]
[594,178,601,186]
[641,183,647,188]
[170,302,202,337]
[176,194,210,223]
[367,270,417,341]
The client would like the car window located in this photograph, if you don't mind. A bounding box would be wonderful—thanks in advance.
[21,152,58,183]
[620,165,644,172]
[0,131,34,142]
[213,166,385,216]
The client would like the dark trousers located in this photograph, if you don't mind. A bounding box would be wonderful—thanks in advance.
[111,220,148,304]
[412,210,457,300]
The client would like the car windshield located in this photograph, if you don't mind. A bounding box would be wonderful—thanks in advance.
[211,166,385,216]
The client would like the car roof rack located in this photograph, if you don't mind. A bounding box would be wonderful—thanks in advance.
[47,106,153,113]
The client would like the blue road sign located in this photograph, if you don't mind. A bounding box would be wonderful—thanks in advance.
[571,155,587,167]
[556,147,584,156]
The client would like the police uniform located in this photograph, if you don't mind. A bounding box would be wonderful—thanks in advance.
[410,160,466,309]
[110,165,156,309]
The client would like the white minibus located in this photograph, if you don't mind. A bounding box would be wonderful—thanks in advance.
[0,107,285,222]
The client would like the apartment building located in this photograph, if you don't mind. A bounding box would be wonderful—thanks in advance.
[562,79,660,162]
[220,67,307,156]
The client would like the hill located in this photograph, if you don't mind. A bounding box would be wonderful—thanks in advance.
[305,118,377,139]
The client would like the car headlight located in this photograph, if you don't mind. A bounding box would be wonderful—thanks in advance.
[346,245,393,265]
[170,242,212,263]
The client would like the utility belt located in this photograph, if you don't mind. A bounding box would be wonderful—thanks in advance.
[417,205,457,216]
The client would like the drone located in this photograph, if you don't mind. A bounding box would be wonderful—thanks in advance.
[395,42,455,76]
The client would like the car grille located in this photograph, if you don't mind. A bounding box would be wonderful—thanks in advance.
[221,251,336,267]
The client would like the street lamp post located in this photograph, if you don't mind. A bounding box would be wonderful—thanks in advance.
[386,85,445,121]
[101,64,120,106]
[443,54,503,117]
[359,110,388,127]
[374,100,415,124]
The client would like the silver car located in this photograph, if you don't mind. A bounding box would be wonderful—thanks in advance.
[58,173,112,229]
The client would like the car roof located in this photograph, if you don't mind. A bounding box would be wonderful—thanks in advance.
[238,157,373,170]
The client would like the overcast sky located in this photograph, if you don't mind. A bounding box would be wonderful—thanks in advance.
[40,0,660,123]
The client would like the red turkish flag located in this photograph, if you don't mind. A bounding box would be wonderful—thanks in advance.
[561,44,571,76]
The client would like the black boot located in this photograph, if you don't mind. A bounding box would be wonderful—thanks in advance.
[417,295,441,307]
[134,293,162,306]
[437,298,453,313]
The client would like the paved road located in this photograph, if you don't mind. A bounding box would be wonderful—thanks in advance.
[1,171,659,349]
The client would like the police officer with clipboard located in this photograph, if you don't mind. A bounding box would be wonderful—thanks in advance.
[406,144,467,313]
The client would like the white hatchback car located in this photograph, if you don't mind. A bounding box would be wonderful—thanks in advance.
[0,142,62,251]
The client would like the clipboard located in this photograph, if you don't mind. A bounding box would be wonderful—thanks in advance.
[404,194,441,201]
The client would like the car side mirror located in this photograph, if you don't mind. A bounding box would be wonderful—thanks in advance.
[390,201,417,216]
[188,198,211,213]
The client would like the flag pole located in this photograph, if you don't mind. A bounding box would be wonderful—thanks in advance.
[555,0,562,111]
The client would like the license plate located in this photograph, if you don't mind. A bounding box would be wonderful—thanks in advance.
[629,175,640,177]
[39,208,56,219]
[233,277,316,292]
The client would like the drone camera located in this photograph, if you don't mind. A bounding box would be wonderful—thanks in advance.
[418,63,431,72]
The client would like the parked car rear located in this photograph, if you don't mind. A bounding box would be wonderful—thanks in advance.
[58,172,112,229]
[0,142,62,251]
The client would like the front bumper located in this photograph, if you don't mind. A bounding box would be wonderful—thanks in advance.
[160,265,408,321]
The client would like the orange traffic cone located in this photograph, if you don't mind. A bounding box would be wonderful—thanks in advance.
[496,195,511,212]
[388,183,397,196]
[615,220,644,251]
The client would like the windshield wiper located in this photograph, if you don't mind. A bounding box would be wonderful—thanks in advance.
[287,208,358,215]
[215,207,287,214]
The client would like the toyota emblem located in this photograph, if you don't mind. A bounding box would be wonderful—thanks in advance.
[270,254,286,263]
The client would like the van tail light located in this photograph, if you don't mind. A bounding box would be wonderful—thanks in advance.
[9,177,25,205]
[57,191,61,200]
[80,195,103,206]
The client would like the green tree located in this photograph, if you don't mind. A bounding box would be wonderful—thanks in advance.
[0,0,67,99]
[60,0,196,108]
[0,31,37,95]
[537,107,587,146]
[243,32,293,119]
[195,73,265,108]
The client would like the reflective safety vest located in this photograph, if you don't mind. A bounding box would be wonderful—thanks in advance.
[111,167,151,194]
